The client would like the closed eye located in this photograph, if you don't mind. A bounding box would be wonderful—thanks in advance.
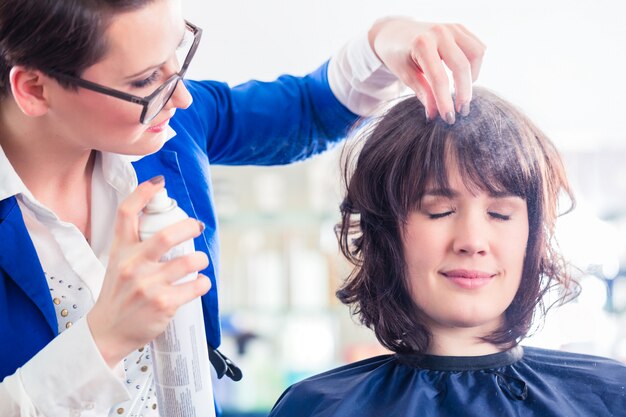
[428,211,455,219]
[130,70,160,89]
[488,212,511,221]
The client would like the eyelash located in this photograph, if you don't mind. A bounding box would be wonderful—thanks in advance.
[489,212,511,221]
[427,211,511,221]
[428,211,454,219]
[131,71,160,89]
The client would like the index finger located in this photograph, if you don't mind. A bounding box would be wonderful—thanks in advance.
[437,40,473,115]
[114,175,165,242]
[140,217,205,261]
[411,35,455,123]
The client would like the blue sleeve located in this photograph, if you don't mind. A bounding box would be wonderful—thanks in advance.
[171,61,359,166]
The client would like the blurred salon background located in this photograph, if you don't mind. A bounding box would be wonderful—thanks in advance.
[183,1,626,415]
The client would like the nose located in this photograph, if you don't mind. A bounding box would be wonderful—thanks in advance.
[168,79,193,110]
[452,213,489,256]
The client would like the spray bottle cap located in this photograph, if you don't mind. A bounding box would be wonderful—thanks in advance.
[144,188,177,214]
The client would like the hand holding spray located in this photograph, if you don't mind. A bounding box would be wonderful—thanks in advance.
[139,187,215,417]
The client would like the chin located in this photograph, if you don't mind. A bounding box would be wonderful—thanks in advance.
[132,131,168,155]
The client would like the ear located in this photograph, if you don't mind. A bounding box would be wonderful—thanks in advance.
[9,66,50,117]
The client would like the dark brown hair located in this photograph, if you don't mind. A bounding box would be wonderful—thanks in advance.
[0,0,154,97]
[337,88,576,354]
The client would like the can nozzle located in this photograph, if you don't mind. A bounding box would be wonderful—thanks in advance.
[144,188,177,213]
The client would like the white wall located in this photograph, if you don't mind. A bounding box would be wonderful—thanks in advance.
[183,0,626,150]
[181,2,626,376]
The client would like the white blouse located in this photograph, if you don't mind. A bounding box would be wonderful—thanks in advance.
[0,34,403,417]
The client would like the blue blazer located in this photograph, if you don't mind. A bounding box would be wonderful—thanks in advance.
[0,62,358,380]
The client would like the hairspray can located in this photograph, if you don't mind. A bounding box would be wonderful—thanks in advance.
[139,188,215,417]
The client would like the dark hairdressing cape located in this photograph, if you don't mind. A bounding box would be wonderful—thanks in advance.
[269,346,626,417]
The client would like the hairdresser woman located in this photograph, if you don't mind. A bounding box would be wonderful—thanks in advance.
[0,0,484,416]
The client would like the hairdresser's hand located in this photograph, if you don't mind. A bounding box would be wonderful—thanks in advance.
[369,17,485,124]
[87,177,210,368]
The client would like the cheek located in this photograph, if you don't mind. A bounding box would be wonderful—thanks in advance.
[70,96,151,152]
[79,96,147,142]
[402,223,434,267]
[88,96,140,126]
[65,86,138,123]
[504,221,530,282]
[402,222,443,290]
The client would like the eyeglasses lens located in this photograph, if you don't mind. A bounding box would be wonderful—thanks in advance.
[143,27,195,123]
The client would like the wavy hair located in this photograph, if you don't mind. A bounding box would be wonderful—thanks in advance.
[336,88,577,354]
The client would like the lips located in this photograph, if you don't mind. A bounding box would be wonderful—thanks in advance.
[441,269,496,289]
[146,110,176,133]
[146,118,170,133]
[442,269,494,279]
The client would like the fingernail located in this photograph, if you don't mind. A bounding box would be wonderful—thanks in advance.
[148,175,165,185]
[201,275,212,291]
[445,111,456,125]
[197,220,205,233]
[460,103,470,117]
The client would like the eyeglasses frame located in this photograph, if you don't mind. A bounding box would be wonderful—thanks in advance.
[46,20,202,124]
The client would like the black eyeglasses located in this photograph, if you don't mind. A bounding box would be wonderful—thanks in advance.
[48,20,202,124]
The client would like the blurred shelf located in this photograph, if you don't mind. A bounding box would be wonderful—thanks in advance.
[218,211,337,229]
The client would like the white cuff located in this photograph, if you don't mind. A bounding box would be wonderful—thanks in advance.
[16,318,129,416]
[328,33,407,116]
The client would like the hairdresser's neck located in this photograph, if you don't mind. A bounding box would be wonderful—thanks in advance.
[0,99,95,199]
[427,325,504,357]
[0,97,95,241]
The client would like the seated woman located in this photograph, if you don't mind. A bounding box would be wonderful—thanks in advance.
[269,88,626,416]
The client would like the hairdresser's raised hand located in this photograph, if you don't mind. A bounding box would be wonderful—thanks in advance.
[87,176,210,368]
[369,17,485,124]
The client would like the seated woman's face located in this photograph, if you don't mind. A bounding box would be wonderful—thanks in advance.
[401,159,529,338]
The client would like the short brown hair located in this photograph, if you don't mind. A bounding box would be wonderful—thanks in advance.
[0,0,154,97]
[337,88,576,354]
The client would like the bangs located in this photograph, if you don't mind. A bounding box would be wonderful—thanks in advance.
[397,97,542,215]
[347,90,551,228]
[426,125,537,199]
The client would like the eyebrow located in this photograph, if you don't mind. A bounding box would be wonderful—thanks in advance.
[123,27,187,80]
